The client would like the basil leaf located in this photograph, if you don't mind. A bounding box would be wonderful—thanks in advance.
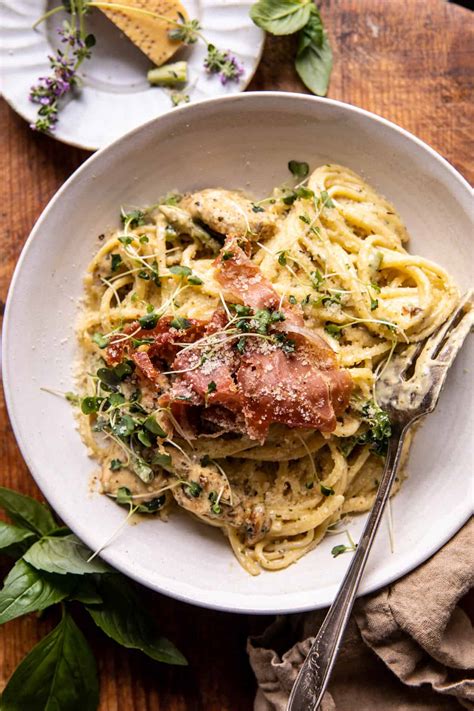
[86,575,187,665]
[23,534,112,576]
[0,560,71,624]
[295,14,333,96]
[0,521,36,554]
[69,579,103,605]
[250,0,312,35]
[0,611,99,711]
[0,487,57,536]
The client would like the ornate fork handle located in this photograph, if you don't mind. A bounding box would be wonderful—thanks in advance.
[287,423,407,711]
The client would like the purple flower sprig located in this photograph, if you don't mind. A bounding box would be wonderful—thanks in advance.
[30,18,95,133]
[203,44,244,85]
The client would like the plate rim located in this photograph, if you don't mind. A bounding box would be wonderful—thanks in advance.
[3,92,473,614]
[0,0,265,151]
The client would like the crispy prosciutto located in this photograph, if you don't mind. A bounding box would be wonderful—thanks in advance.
[105,241,352,442]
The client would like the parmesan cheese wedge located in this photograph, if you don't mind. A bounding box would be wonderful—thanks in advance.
[96,0,189,67]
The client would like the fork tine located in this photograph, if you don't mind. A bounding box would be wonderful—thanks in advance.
[433,303,474,365]
[420,290,473,361]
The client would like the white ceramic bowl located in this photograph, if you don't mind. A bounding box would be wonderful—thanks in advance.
[3,93,473,613]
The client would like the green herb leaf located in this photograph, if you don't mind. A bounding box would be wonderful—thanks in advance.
[0,521,36,557]
[288,159,309,178]
[207,381,217,394]
[85,575,187,665]
[331,544,349,558]
[0,611,99,711]
[121,209,146,228]
[186,481,202,498]
[295,10,333,96]
[370,296,379,311]
[169,265,192,277]
[81,396,103,414]
[144,416,167,438]
[277,250,287,266]
[0,487,56,537]
[187,275,203,285]
[139,312,159,330]
[116,487,133,505]
[0,560,72,625]
[110,253,122,272]
[23,534,112,576]
[324,323,341,339]
[170,316,191,330]
[320,484,335,496]
[110,459,123,471]
[250,0,312,35]
[152,453,172,468]
[91,332,109,349]
[137,428,153,448]
[112,415,136,438]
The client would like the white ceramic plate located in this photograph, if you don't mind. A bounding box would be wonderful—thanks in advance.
[3,93,473,613]
[0,0,264,150]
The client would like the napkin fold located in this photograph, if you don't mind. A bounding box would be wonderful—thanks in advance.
[248,519,474,711]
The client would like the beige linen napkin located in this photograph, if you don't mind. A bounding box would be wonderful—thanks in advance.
[248,519,474,711]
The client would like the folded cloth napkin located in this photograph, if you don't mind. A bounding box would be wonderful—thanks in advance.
[248,519,473,711]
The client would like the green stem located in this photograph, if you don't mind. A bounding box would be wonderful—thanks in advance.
[32,5,64,30]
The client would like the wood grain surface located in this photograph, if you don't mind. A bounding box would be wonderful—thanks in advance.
[1,1,473,709]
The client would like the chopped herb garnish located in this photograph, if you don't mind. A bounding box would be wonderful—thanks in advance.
[169,265,192,277]
[299,214,310,224]
[110,253,122,272]
[222,251,234,261]
[274,333,296,353]
[152,453,172,468]
[137,429,153,448]
[121,209,146,228]
[324,323,342,339]
[118,235,133,246]
[319,190,334,208]
[144,416,167,438]
[139,312,159,330]
[251,203,265,213]
[139,235,149,244]
[231,304,251,316]
[112,415,135,438]
[110,459,123,471]
[320,484,335,496]
[236,337,246,354]
[288,295,297,305]
[81,396,103,414]
[288,160,309,179]
[370,297,379,311]
[116,486,133,505]
[310,269,324,290]
[277,250,287,266]
[170,317,191,330]
[331,544,350,557]
[136,496,166,513]
[92,333,109,349]
[207,381,217,394]
[186,481,202,498]
[187,275,203,285]
[138,270,150,280]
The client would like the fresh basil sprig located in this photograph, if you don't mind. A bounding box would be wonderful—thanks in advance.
[0,487,186,710]
[250,0,333,96]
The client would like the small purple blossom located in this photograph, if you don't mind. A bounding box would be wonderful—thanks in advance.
[203,44,244,85]
[29,19,95,133]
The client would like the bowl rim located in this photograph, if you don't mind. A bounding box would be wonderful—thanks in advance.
[3,92,473,614]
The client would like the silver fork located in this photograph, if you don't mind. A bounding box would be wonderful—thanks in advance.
[287,291,473,711]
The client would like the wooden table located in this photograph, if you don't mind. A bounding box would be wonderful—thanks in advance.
[1,1,472,708]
